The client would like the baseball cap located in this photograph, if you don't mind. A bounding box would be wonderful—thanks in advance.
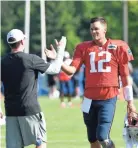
[64,51,70,58]
[7,29,26,44]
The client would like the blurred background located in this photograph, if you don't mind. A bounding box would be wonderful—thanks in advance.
[1,0,138,100]
[0,1,138,148]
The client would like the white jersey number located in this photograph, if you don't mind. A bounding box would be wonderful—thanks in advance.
[89,51,111,73]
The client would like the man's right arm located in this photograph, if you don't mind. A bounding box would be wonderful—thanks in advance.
[33,36,66,75]
[61,43,83,76]
[61,62,77,76]
[45,36,66,74]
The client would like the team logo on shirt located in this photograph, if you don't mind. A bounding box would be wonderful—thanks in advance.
[128,48,132,55]
[107,44,117,50]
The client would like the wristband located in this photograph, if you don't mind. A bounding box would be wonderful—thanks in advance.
[123,85,133,101]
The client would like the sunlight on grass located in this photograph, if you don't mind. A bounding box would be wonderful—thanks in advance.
[1,97,138,148]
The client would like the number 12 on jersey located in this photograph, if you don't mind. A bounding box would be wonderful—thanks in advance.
[89,51,111,73]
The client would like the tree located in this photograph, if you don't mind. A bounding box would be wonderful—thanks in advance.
[1,1,138,66]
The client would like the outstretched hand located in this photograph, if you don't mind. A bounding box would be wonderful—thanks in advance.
[44,44,57,60]
[44,36,66,59]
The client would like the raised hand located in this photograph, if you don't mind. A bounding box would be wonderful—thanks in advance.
[57,36,66,51]
[44,36,66,59]
[44,44,57,59]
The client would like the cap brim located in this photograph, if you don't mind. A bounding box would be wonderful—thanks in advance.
[8,34,26,44]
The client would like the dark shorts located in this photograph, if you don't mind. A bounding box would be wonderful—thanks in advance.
[60,80,74,95]
[47,75,56,86]
[83,96,117,143]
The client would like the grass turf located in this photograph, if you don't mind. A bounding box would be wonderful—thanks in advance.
[1,97,138,148]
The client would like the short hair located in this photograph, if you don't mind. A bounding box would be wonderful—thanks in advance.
[8,37,21,48]
[90,17,107,28]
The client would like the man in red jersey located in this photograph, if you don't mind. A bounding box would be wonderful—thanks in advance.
[45,17,136,148]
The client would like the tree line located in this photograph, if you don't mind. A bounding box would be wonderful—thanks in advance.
[1,1,138,67]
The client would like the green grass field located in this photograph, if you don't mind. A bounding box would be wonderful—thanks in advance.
[1,97,138,148]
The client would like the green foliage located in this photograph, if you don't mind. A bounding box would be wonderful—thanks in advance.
[1,1,138,66]
[0,39,5,56]
[46,1,81,53]
[1,1,25,54]
[128,1,138,67]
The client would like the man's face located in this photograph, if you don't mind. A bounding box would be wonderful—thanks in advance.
[20,37,26,51]
[90,21,106,40]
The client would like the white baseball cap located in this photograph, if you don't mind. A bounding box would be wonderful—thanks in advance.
[7,29,26,44]
[64,51,70,58]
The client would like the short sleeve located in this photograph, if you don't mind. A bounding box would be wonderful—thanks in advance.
[32,55,50,73]
[117,43,134,79]
[71,44,84,70]
[117,43,134,65]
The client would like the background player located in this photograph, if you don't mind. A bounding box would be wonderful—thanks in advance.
[58,51,73,108]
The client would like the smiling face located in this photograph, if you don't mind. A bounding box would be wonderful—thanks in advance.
[90,21,107,41]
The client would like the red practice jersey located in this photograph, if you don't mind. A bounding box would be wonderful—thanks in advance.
[59,58,72,81]
[71,39,134,100]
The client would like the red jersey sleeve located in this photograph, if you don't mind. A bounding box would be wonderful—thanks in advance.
[117,42,134,64]
[117,42,134,86]
[71,44,84,70]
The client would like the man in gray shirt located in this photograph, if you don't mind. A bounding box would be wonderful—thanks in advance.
[0,29,66,148]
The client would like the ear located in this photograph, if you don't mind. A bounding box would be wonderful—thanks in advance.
[20,40,24,45]
[104,27,107,34]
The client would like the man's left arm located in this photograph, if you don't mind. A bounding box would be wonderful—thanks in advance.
[118,45,136,112]
[122,75,136,112]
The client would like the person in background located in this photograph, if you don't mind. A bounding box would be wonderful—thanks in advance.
[118,62,137,100]
[47,74,59,99]
[0,29,66,148]
[58,51,74,108]
[73,64,85,98]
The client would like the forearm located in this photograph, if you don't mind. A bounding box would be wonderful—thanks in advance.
[61,63,76,75]
[45,47,65,74]
[122,76,133,102]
